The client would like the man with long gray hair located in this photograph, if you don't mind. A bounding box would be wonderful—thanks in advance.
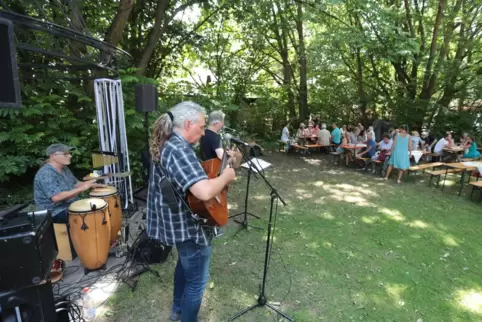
[147,102,235,321]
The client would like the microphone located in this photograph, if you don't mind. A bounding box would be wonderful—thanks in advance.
[222,126,236,132]
[225,134,250,146]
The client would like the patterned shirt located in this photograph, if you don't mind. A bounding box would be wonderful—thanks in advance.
[34,164,79,216]
[147,132,211,246]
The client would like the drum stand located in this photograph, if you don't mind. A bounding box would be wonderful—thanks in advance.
[229,143,262,237]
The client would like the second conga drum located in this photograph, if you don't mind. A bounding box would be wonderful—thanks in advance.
[68,198,111,273]
[89,186,122,243]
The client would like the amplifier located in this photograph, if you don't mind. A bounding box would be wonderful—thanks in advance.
[0,280,56,322]
[0,210,58,290]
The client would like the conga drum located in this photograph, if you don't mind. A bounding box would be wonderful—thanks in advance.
[89,186,122,243]
[68,198,111,273]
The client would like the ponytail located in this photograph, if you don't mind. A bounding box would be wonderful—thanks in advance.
[150,112,174,162]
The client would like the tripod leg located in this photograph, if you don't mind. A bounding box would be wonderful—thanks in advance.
[228,302,260,321]
[265,303,295,321]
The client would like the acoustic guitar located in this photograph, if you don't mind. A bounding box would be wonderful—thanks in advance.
[187,151,230,226]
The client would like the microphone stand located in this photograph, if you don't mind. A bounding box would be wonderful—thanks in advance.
[229,167,293,321]
[229,141,262,237]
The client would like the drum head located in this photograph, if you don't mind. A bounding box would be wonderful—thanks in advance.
[69,198,107,213]
[89,186,117,197]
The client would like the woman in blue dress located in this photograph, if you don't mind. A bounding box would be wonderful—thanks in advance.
[385,125,412,184]
[462,136,480,159]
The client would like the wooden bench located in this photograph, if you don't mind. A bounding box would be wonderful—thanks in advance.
[278,140,287,152]
[469,181,482,201]
[426,168,465,188]
[54,223,76,261]
[290,144,308,153]
[305,144,323,152]
[408,162,444,175]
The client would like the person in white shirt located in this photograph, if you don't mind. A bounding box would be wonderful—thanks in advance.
[434,133,453,157]
[371,133,393,173]
[280,123,290,152]
[318,123,331,146]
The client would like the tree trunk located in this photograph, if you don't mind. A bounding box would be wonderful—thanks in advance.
[136,0,170,75]
[104,0,135,47]
[296,2,309,121]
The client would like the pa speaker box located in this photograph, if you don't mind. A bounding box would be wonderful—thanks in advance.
[130,230,171,264]
[0,281,56,322]
[135,84,158,113]
[0,18,21,108]
[0,212,58,290]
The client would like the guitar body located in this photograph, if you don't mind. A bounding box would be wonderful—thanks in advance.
[187,158,229,226]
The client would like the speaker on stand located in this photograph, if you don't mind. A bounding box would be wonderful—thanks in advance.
[0,18,21,108]
[134,84,158,206]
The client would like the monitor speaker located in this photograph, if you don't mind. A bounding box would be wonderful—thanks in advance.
[135,84,158,113]
[0,18,21,108]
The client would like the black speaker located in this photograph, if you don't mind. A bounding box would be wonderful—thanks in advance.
[130,230,171,264]
[135,84,158,113]
[0,211,58,290]
[0,281,56,322]
[0,18,21,108]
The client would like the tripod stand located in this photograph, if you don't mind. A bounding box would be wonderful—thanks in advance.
[229,169,293,321]
[229,142,262,235]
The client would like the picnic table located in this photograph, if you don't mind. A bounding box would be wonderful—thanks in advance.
[440,161,482,195]
[444,146,465,154]
[341,144,367,165]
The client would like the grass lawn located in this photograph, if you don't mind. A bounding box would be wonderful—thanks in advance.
[100,151,482,321]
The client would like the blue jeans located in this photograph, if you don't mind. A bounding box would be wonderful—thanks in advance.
[172,240,212,322]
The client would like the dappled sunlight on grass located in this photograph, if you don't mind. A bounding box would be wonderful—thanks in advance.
[456,289,482,315]
[227,202,239,210]
[379,207,405,221]
[313,180,324,187]
[253,194,269,201]
[301,157,322,166]
[440,179,457,187]
[317,212,334,220]
[442,235,459,247]
[361,215,381,224]
[385,283,408,307]
[406,219,429,228]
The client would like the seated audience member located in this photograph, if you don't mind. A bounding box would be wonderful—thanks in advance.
[368,126,376,140]
[296,123,306,145]
[433,132,454,160]
[460,132,469,145]
[34,143,99,224]
[330,123,342,146]
[280,122,290,152]
[311,123,320,139]
[318,123,331,146]
[411,131,422,150]
[356,132,376,170]
[421,132,436,151]
[462,136,481,159]
[349,127,359,145]
[371,133,393,173]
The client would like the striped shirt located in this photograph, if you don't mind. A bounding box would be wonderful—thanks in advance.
[146,132,212,246]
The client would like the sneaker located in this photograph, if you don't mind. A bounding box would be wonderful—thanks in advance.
[170,312,181,321]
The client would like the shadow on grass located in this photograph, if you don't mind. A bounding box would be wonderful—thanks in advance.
[102,151,482,321]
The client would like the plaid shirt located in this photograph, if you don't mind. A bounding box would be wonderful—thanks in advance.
[147,132,213,246]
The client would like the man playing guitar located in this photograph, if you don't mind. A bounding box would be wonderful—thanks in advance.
[147,102,235,322]
[199,110,235,164]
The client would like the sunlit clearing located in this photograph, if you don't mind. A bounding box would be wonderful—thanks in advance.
[440,179,456,187]
[379,208,405,221]
[295,188,309,194]
[456,289,482,314]
[318,212,334,220]
[407,220,429,228]
[313,181,324,187]
[385,284,407,307]
[314,198,326,205]
[344,195,372,206]
[253,195,269,201]
[302,158,322,166]
[443,235,459,247]
[361,216,379,224]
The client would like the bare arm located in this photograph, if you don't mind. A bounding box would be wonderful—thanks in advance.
[52,180,95,203]
[215,148,224,160]
[189,168,235,201]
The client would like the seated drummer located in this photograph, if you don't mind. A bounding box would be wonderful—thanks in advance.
[199,110,234,162]
[34,143,99,224]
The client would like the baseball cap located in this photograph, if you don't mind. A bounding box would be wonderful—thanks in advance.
[46,143,75,156]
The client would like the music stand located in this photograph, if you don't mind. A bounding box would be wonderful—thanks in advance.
[229,166,293,321]
[229,143,264,236]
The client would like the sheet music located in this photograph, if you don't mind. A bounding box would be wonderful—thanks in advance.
[241,158,271,173]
